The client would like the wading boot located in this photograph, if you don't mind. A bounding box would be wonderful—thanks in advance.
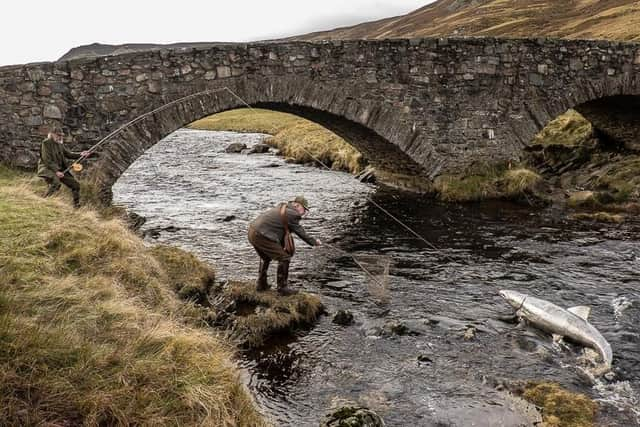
[256,258,270,291]
[276,260,298,296]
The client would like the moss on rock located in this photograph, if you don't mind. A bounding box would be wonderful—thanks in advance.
[521,382,597,427]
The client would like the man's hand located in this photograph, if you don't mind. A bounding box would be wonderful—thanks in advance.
[55,171,64,179]
[80,151,91,158]
[315,238,322,246]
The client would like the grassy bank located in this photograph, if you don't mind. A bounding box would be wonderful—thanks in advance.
[0,166,266,426]
[189,108,365,174]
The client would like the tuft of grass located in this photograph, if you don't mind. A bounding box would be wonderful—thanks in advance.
[150,245,216,304]
[534,110,594,148]
[434,165,544,203]
[221,281,324,348]
[522,382,597,427]
[0,166,266,426]
[189,108,366,174]
[570,212,625,223]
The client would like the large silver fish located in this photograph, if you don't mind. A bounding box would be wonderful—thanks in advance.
[499,290,612,371]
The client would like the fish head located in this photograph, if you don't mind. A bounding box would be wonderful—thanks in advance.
[499,290,528,309]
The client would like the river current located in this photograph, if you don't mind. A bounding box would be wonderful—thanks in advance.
[113,129,640,426]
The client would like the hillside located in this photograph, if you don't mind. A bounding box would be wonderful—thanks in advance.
[291,0,640,42]
[59,42,234,61]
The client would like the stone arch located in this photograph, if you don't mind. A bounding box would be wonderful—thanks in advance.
[504,73,640,152]
[86,77,431,202]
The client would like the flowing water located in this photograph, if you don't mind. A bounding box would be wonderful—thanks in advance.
[113,129,640,426]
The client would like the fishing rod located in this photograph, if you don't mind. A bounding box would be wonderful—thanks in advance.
[61,86,236,174]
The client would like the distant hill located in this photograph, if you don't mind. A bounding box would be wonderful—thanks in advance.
[290,0,640,42]
[58,42,235,61]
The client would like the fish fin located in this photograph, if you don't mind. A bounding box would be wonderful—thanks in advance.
[567,305,591,320]
[552,334,564,343]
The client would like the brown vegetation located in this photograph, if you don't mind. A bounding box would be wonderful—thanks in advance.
[189,108,365,174]
[292,0,640,42]
[0,166,266,426]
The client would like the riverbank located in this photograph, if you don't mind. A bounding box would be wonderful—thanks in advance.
[189,108,365,174]
[0,166,267,426]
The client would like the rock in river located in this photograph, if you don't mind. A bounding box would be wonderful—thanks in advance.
[225,142,247,153]
[321,406,385,427]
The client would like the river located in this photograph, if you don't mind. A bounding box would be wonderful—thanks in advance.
[113,128,640,426]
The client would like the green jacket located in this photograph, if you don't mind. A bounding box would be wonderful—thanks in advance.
[37,138,81,178]
[250,202,318,247]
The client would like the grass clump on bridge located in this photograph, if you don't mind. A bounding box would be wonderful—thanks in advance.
[189,108,366,174]
[0,165,265,426]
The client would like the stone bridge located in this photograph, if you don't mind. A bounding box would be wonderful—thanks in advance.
[1,37,639,199]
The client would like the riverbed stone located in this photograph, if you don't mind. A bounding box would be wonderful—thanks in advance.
[247,143,271,154]
[332,310,354,326]
[225,142,247,153]
[321,406,385,427]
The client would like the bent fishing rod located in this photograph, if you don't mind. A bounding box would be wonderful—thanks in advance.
[62,86,236,174]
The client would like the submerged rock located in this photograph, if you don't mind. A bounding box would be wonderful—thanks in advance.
[321,406,385,427]
[225,142,247,153]
[247,143,271,154]
[333,310,354,326]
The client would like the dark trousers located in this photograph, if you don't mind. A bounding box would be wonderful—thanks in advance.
[248,225,291,290]
[42,173,81,208]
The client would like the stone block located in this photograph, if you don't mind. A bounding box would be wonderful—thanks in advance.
[216,66,231,78]
[37,86,52,96]
[204,71,216,80]
[43,104,62,119]
[147,81,162,93]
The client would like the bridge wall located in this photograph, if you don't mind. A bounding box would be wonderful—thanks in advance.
[1,37,639,192]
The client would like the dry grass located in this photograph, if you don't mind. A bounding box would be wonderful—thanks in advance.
[223,281,324,348]
[522,382,597,427]
[0,165,266,426]
[189,108,366,174]
[294,0,640,42]
[534,110,594,148]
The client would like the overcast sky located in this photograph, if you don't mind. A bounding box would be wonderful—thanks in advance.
[2,1,434,66]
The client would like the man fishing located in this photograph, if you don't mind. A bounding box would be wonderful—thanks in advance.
[37,127,90,208]
[248,196,322,296]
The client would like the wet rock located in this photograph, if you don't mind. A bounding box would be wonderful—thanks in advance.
[417,354,433,364]
[333,310,354,326]
[355,166,377,183]
[260,163,281,168]
[462,326,477,341]
[143,225,180,239]
[126,211,146,232]
[321,406,385,427]
[382,321,420,336]
[225,142,247,153]
[247,143,270,154]
[221,215,236,222]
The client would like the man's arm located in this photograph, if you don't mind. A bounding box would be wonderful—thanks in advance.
[289,216,319,246]
[62,145,82,160]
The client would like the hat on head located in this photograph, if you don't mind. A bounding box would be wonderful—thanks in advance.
[292,195,309,210]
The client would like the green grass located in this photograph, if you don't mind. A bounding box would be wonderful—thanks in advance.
[189,108,366,174]
[0,165,266,426]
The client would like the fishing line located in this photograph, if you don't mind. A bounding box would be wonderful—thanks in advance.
[223,86,458,263]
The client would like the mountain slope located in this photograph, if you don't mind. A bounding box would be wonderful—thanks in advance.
[292,0,640,42]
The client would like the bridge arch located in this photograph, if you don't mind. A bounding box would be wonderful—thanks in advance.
[86,77,431,202]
